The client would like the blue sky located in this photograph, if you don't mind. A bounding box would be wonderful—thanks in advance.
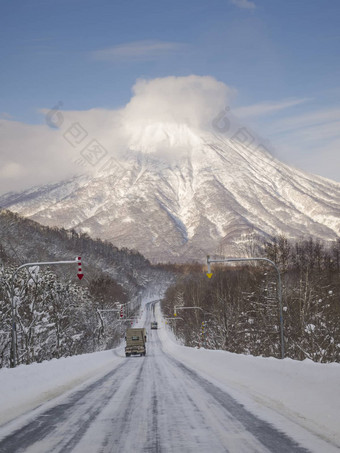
[1,0,340,189]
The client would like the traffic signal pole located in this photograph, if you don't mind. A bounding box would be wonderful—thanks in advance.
[10,258,82,368]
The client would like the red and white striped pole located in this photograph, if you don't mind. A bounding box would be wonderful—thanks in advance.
[77,256,84,280]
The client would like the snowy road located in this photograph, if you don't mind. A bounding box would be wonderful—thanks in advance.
[0,302,336,452]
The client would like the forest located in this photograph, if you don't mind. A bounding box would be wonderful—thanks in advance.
[162,236,340,362]
[0,210,169,368]
[1,209,339,366]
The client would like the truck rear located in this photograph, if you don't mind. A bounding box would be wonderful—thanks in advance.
[125,328,147,357]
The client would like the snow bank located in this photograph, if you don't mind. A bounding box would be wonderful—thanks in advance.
[0,293,156,427]
[1,296,339,450]
[156,306,340,448]
[0,349,123,426]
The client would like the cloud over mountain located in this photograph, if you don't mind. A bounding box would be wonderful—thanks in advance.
[1,75,339,197]
[0,76,235,195]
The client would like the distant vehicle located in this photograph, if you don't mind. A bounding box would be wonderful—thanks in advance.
[125,328,147,357]
[151,321,158,330]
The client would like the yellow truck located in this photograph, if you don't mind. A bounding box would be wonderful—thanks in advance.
[125,328,147,357]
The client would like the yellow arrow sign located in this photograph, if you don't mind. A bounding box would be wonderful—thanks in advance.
[206,273,213,279]
[174,313,177,316]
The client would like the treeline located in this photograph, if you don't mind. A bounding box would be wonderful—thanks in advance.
[162,236,340,363]
[0,209,170,368]
[0,209,171,297]
[0,209,151,292]
[0,266,138,367]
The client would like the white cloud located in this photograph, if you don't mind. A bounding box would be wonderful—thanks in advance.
[268,107,340,134]
[0,162,23,179]
[0,112,13,120]
[92,40,186,61]
[257,107,340,182]
[0,76,234,195]
[234,98,311,118]
[0,119,80,195]
[261,107,340,156]
[230,0,256,10]
[228,96,340,182]
[121,75,236,157]
[124,75,233,128]
[0,75,339,197]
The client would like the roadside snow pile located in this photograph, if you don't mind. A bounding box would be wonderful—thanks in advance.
[1,296,339,450]
[0,291,160,427]
[156,305,340,448]
[0,349,123,426]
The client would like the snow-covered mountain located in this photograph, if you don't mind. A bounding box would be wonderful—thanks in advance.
[1,124,340,262]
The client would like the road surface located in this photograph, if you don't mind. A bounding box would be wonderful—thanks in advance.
[0,302,326,452]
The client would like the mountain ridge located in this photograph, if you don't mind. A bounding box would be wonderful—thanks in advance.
[1,126,339,262]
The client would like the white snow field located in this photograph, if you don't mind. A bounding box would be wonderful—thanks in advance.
[0,299,339,452]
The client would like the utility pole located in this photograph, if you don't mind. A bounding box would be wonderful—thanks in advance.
[206,255,285,359]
